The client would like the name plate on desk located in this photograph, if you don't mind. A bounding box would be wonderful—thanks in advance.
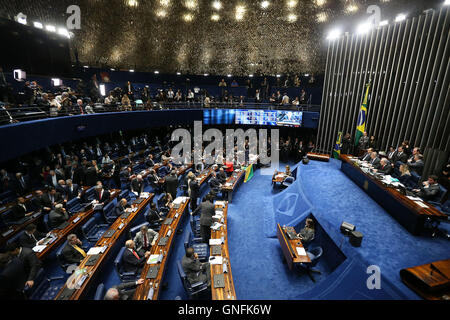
[85,254,101,266]
[213,274,225,288]
[56,287,76,300]
[211,245,222,256]
[146,265,160,279]
[2,229,14,237]
[103,230,116,238]
[133,198,145,205]
[163,218,173,225]
[121,212,131,219]
[55,221,70,230]
[158,237,168,246]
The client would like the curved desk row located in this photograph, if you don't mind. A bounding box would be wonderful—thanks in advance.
[54,193,154,300]
[133,197,190,300]
[221,169,245,203]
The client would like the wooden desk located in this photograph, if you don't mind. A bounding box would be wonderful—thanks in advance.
[36,189,120,260]
[340,155,446,235]
[276,223,310,271]
[221,170,245,203]
[133,197,190,300]
[272,172,287,184]
[307,152,330,162]
[400,259,450,300]
[54,193,154,300]
[210,202,236,300]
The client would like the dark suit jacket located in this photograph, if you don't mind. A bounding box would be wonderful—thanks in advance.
[145,159,154,168]
[19,231,46,249]
[93,189,110,203]
[62,243,85,265]
[18,247,41,281]
[84,167,98,187]
[189,179,200,199]
[114,203,126,219]
[11,176,31,196]
[146,209,162,223]
[42,192,63,210]
[0,257,26,299]
[209,177,221,190]
[359,152,371,162]
[131,179,144,195]
[71,167,85,186]
[409,159,424,176]
[370,157,381,168]
[164,175,178,198]
[122,248,145,273]
[48,209,69,229]
[65,184,80,201]
[392,151,407,163]
[108,281,138,300]
[217,171,227,184]
[11,203,32,222]
[418,183,440,201]
[378,163,393,175]
[45,174,62,188]
[194,201,215,227]
[181,255,205,284]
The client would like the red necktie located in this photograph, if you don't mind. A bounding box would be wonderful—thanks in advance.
[132,250,140,260]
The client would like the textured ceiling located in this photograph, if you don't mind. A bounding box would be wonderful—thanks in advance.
[0,0,443,76]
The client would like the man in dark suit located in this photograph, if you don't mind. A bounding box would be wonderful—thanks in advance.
[84,165,98,187]
[188,176,200,212]
[62,234,86,265]
[181,247,210,287]
[114,199,128,219]
[217,167,227,184]
[208,172,222,195]
[6,243,42,289]
[41,188,63,214]
[408,154,424,176]
[359,148,374,162]
[122,240,150,274]
[93,185,110,204]
[146,203,163,224]
[55,179,67,198]
[30,190,45,212]
[65,179,81,201]
[12,173,31,196]
[192,194,215,243]
[45,170,62,188]
[369,152,381,169]
[392,146,408,164]
[0,254,26,300]
[48,204,69,229]
[104,278,145,300]
[11,197,34,223]
[19,224,46,249]
[413,175,441,201]
[145,154,155,168]
[164,171,178,200]
[70,163,84,186]
[131,175,144,196]
[373,158,393,175]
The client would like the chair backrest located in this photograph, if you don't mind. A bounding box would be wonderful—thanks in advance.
[183,229,191,251]
[284,176,295,184]
[410,171,421,184]
[435,185,447,204]
[6,230,24,246]
[1,209,14,226]
[103,200,116,219]
[114,247,126,275]
[43,213,51,232]
[56,240,69,268]
[176,260,191,293]
[81,216,97,238]
[129,222,149,240]
[24,267,46,299]
[85,186,96,201]
[66,197,81,213]
[308,247,323,267]
[94,283,105,300]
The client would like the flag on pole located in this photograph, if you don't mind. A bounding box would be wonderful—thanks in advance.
[354,83,371,146]
[333,131,343,159]
[244,164,254,183]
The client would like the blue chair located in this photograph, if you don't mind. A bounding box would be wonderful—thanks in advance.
[81,216,109,243]
[143,208,162,231]
[410,171,421,186]
[56,240,75,272]
[24,268,65,300]
[42,213,51,232]
[428,185,448,207]
[103,199,118,224]
[0,190,15,204]
[66,197,83,214]
[298,246,323,282]
[129,222,150,240]
[94,283,105,300]
[84,186,97,202]
[119,190,131,202]
[6,230,24,246]
[176,260,209,299]
[281,176,295,188]
[189,215,201,238]
[114,247,140,282]
[184,229,208,262]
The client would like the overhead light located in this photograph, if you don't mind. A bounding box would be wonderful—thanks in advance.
[287,14,297,22]
[379,20,388,27]
[287,0,298,8]
[83,65,89,68]
[184,0,198,10]
[235,5,246,21]
[249,74,254,77]
[58,28,70,38]
[212,1,222,10]
[156,9,167,17]
[260,1,270,9]
[52,78,62,86]
[159,0,171,6]
[326,28,341,40]
[204,73,209,76]
[315,0,326,6]
[129,69,135,72]
[395,14,407,22]
[110,68,116,71]
[211,14,220,21]
[99,84,106,96]
[45,25,56,32]
[227,74,232,77]
[445,0,450,6]
[183,13,194,22]
[154,70,159,74]
[16,13,27,25]
[345,4,358,13]
[356,22,371,35]
[33,21,43,29]
[317,12,327,22]
[276,74,281,78]
[176,72,181,75]
[127,0,138,7]
[304,74,310,77]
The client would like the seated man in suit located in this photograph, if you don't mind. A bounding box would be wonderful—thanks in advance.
[133,225,158,256]
[122,240,150,274]
[164,170,179,200]
[113,198,128,219]
[145,154,155,168]
[181,247,210,287]
[56,179,67,197]
[148,169,162,192]
[42,187,63,214]
[62,234,86,266]
[392,146,408,164]
[146,203,164,224]
[208,172,222,194]
[6,242,42,289]
[373,158,393,175]
[93,184,110,205]
[48,204,69,229]
[297,218,315,245]
[408,153,424,176]
[104,278,145,300]
[358,148,374,162]
[368,152,381,169]
[217,167,227,184]
[19,224,47,249]
[11,197,34,223]
[65,179,81,201]
[412,175,441,201]
[131,175,144,197]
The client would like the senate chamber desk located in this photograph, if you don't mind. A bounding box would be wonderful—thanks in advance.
[210,202,236,300]
[277,224,311,271]
[133,197,190,300]
[221,169,245,203]
[340,155,446,235]
[54,192,154,300]
[35,189,120,260]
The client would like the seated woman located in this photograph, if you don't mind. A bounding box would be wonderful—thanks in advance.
[396,164,415,189]
[297,218,315,245]
[159,192,173,215]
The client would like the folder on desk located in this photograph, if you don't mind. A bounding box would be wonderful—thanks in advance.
[120,212,131,219]
[56,287,76,300]
[209,239,222,246]
[296,247,307,256]
[32,245,47,253]
[213,274,225,288]
[85,254,100,266]
[163,218,173,225]
[146,265,160,279]
[158,237,168,246]
[211,245,222,256]
[103,230,116,238]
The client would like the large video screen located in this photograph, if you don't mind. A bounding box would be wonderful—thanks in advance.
[203,109,303,127]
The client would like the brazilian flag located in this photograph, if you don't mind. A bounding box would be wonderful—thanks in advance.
[333,131,343,159]
[354,83,371,146]
[244,164,254,183]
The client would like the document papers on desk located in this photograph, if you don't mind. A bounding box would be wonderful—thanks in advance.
[209,238,222,246]
[296,247,307,256]
[215,201,226,207]
[414,201,429,208]
[86,246,107,255]
[211,222,223,230]
[209,256,223,265]
[407,195,422,201]
[147,254,163,264]
[32,245,47,253]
